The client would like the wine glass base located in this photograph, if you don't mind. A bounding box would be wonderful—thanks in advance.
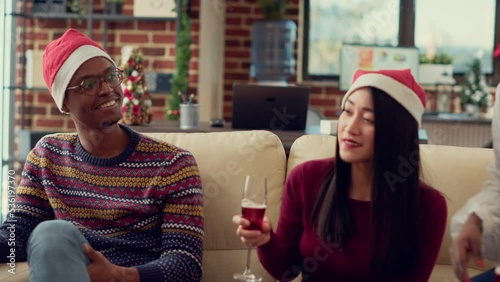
[233,273,262,282]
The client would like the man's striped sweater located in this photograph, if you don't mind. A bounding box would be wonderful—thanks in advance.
[0,125,204,281]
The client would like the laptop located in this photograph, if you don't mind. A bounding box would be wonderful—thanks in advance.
[232,84,310,131]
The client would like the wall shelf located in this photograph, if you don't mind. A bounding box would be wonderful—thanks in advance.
[4,86,48,91]
[8,12,176,21]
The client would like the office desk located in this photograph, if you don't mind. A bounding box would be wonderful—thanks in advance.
[422,113,492,147]
[130,120,428,155]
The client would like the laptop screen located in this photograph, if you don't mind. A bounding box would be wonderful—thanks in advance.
[231,84,310,131]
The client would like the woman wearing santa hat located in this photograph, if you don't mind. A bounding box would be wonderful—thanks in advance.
[233,68,447,281]
[0,29,204,282]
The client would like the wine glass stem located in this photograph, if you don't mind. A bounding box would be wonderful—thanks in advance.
[244,246,253,275]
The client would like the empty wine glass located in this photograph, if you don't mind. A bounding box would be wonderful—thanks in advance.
[234,175,267,282]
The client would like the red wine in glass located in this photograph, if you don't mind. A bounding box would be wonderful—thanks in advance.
[241,201,266,231]
[234,175,267,282]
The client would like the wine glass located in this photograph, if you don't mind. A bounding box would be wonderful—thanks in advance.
[234,175,267,282]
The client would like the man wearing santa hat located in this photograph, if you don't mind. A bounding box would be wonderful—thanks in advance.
[0,28,204,282]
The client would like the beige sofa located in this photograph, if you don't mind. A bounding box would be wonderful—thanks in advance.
[0,131,495,281]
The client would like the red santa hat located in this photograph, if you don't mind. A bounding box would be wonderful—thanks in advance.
[42,28,115,112]
[341,69,426,126]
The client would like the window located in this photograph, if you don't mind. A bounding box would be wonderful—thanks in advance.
[1,0,14,221]
[304,0,400,79]
[303,0,499,81]
[415,0,496,74]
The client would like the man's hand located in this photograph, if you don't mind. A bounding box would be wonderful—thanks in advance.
[450,213,484,282]
[84,244,140,282]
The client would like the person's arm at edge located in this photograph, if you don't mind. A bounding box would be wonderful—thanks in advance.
[0,146,55,262]
[451,88,500,262]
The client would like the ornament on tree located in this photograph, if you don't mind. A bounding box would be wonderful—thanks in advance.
[119,47,153,126]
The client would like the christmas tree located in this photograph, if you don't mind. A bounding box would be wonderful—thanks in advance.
[166,0,191,120]
[120,47,153,125]
[459,58,491,109]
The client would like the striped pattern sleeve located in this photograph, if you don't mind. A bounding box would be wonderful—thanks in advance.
[0,145,55,262]
[135,151,204,282]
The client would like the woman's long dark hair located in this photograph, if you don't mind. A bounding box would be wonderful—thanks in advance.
[310,87,420,277]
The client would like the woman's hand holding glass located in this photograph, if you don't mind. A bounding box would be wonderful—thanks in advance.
[232,175,269,282]
[233,215,272,247]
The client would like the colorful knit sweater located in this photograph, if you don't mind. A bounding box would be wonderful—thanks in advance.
[0,125,204,282]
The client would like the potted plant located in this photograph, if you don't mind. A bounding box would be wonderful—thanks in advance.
[251,0,296,82]
[66,0,86,23]
[66,0,85,14]
[105,0,125,15]
[258,0,288,20]
[418,51,455,85]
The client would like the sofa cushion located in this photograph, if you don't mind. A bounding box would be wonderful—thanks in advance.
[420,144,495,272]
[145,131,287,282]
[287,134,495,280]
[287,135,337,176]
[428,264,483,282]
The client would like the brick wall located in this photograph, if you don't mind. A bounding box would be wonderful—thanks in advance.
[221,0,453,120]
[15,0,440,131]
[223,0,344,120]
[15,0,200,132]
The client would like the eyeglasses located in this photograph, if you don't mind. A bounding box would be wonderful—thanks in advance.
[66,69,124,95]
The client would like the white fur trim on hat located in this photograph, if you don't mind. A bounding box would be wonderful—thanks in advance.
[52,45,115,112]
[341,73,425,126]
